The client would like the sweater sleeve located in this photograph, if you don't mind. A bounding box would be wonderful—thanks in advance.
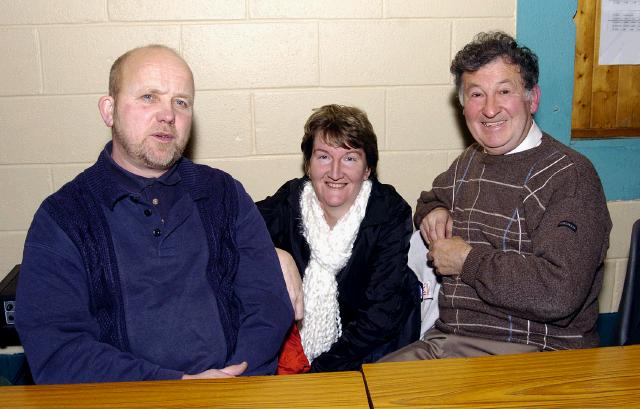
[16,207,183,384]
[227,181,294,375]
[413,156,459,228]
[459,166,611,322]
[310,193,417,372]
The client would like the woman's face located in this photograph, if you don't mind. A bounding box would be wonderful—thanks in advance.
[308,135,370,224]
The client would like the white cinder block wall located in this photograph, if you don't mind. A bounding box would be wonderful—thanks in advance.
[1,0,638,314]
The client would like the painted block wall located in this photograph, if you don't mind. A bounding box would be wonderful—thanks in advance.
[0,0,636,314]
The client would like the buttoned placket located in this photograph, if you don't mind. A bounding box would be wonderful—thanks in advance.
[129,195,165,239]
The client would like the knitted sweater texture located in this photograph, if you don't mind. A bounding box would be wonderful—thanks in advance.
[415,134,611,350]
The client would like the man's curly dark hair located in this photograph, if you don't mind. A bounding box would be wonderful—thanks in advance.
[450,31,539,96]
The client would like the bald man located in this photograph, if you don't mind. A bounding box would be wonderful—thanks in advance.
[16,45,293,384]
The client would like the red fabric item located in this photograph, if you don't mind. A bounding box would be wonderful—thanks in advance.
[276,324,311,374]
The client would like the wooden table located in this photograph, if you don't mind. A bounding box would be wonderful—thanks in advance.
[362,345,640,408]
[0,371,370,408]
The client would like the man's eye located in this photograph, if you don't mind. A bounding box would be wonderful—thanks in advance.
[499,89,511,95]
[142,94,153,101]
[175,99,189,108]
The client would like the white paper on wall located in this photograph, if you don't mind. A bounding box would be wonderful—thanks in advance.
[599,0,640,65]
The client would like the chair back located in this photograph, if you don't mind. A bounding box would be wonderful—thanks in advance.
[616,219,640,346]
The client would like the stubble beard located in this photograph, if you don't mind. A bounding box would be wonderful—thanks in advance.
[112,119,188,171]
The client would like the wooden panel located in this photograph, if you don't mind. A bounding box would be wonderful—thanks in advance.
[572,127,640,138]
[617,66,640,128]
[591,67,620,128]
[571,0,640,138]
[590,0,619,129]
[572,0,596,130]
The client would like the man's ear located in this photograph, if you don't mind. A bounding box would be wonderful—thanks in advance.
[529,84,541,114]
[98,96,115,127]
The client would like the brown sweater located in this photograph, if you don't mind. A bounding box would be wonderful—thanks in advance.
[415,134,611,350]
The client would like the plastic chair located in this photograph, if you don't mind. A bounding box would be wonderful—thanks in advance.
[616,219,640,346]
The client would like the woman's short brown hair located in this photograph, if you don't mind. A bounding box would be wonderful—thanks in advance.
[301,104,378,179]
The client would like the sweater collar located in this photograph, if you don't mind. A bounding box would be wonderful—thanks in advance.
[479,133,552,165]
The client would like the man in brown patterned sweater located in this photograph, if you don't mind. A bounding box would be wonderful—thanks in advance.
[380,32,611,361]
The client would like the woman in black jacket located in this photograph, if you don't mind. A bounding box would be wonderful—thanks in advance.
[256,104,420,373]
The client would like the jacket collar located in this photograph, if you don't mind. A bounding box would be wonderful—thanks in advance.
[359,178,388,227]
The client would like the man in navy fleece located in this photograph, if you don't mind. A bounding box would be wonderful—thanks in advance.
[15,45,293,384]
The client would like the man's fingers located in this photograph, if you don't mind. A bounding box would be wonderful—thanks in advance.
[446,216,453,239]
[420,222,430,244]
[221,361,248,377]
[428,237,471,276]
[422,208,452,244]
[434,218,447,241]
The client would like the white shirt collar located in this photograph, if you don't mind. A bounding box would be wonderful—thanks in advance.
[506,119,542,155]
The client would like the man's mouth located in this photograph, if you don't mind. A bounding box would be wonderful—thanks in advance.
[152,132,175,142]
[326,182,347,189]
[482,120,506,128]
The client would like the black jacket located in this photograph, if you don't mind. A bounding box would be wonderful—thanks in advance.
[256,177,420,372]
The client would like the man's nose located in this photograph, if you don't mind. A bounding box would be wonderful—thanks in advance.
[482,94,499,118]
[157,101,176,124]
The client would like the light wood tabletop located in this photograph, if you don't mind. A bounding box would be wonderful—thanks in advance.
[362,345,640,408]
[0,371,370,409]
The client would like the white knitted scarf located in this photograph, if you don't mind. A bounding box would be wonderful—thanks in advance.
[299,179,372,362]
